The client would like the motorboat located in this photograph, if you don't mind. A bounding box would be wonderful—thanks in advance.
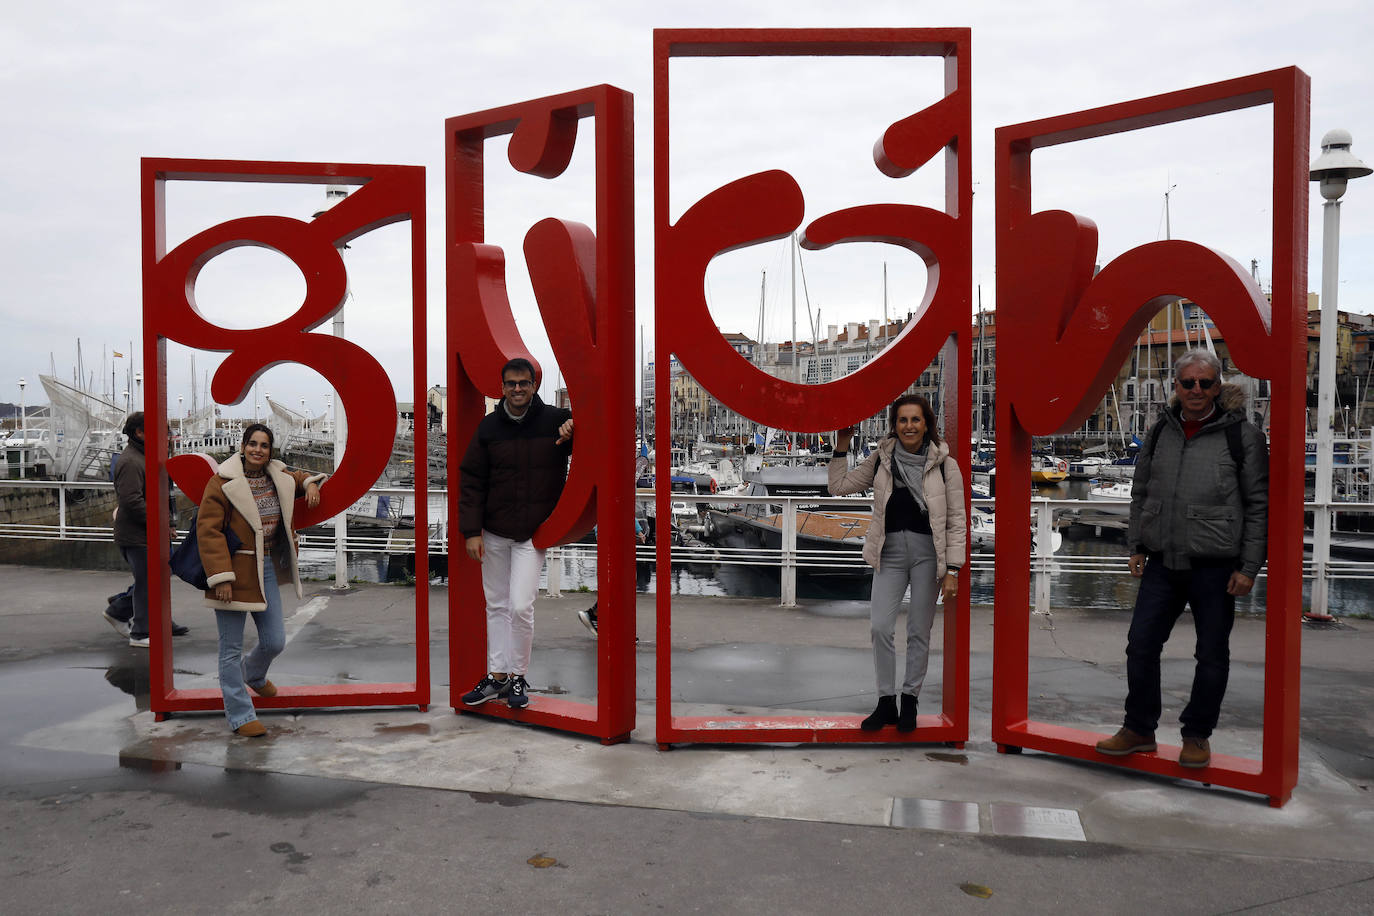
[1087,482,1133,501]
[1067,456,1109,479]
[1030,454,1069,484]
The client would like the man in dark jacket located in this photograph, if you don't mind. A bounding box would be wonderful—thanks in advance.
[457,358,573,710]
[1096,349,1268,769]
[110,412,186,647]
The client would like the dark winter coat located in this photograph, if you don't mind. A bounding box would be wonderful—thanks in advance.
[458,395,572,542]
[1127,383,1269,577]
[112,439,174,548]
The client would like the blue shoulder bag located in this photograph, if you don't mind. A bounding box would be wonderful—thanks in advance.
[170,507,243,591]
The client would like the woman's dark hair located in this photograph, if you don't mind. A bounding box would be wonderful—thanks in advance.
[122,411,144,439]
[241,422,275,452]
[887,394,942,446]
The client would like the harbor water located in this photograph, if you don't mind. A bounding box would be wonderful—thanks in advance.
[297,479,1374,617]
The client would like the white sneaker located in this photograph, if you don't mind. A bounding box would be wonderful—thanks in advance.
[128,635,150,648]
[102,609,132,638]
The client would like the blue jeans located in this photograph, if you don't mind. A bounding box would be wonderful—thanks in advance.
[1123,556,1236,739]
[215,564,286,730]
[118,546,150,639]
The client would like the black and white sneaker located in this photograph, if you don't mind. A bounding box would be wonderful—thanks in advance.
[577,607,598,636]
[506,674,529,709]
[460,674,511,706]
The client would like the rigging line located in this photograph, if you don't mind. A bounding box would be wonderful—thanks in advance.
[797,242,817,340]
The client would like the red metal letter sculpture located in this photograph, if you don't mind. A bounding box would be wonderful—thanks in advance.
[140,158,430,717]
[654,28,973,746]
[991,69,1310,805]
[446,86,637,743]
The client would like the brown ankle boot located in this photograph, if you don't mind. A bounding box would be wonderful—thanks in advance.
[1178,736,1211,768]
[250,679,277,698]
[234,720,267,738]
[1095,727,1156,756]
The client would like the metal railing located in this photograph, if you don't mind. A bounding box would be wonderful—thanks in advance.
[4,480,1372,612]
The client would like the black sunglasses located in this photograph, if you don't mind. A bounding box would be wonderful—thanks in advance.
[1176,378,1217,390]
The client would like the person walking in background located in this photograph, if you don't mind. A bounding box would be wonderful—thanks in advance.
[828,394,967,733]
[458,358,574,711]
[108,411,187,646]
[1095,349,1268,769]
[198,423,324,737]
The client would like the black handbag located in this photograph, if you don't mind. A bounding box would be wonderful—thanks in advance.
[170,507,243,591]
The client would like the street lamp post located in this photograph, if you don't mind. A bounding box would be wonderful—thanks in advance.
[16,377,26,476]
[313,185,351,591]
[1309,128,1371,620]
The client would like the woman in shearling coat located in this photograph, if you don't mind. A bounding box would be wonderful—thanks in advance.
[198,423,325,737]
[828,394,967,733]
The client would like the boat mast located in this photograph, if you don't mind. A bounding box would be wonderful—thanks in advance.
[755,270,766,449]
[1164,182,1176,399]
[974,284,983,449]
[789,235,797,451]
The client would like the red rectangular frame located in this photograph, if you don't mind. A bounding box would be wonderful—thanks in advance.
[654,28,973,747]
[444,85,637,744]
[140,158,431,717]
[991,69,1309,805]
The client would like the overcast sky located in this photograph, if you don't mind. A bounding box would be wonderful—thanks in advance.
[3,0,1371,416]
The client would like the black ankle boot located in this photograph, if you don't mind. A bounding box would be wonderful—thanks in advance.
[861,695,898,731]
[897,693,918,732]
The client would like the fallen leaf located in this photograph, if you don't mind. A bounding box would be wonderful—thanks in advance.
[959,883,993,899]
[527,854,557,868]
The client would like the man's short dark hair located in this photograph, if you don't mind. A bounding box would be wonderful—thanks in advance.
[501,357,537,382]
[122,411,144,439]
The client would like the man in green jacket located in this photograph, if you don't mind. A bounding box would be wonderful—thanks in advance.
[1096,349,1268,769]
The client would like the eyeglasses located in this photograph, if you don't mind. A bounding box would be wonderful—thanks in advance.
[503,379,533,390]
[1176,377,1217,390]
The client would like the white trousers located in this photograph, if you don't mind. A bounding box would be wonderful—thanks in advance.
[480,530,545,676]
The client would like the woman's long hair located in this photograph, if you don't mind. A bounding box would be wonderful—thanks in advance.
[887,394,942,446]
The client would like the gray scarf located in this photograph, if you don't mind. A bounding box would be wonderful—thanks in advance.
[890,440,929,514]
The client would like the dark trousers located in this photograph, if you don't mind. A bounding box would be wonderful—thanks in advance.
[1123,557,1236,739]
[107,584,135,620]
[119,545,150,640]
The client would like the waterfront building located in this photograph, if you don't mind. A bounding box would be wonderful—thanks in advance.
[640,293,1368,456]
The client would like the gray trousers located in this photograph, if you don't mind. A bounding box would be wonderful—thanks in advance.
[869,529,940,697]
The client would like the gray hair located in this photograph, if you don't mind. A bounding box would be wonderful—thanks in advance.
[1173,348,1222,379]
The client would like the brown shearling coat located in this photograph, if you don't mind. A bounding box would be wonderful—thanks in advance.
[197,453,326,611]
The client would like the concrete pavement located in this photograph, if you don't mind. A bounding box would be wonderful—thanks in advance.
[2,563,1373,913]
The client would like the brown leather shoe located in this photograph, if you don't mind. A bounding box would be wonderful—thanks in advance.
[249,679,278,698]
[234,720,267,738]
[1178,736,1211,768]
[1095,727,1157,756]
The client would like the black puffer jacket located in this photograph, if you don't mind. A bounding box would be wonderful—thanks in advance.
[458,395,573,542]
